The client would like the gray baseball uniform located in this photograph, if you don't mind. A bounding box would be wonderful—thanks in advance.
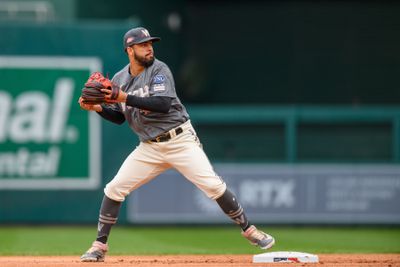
[80,28,274,263]
[103,58,226,202]
[110,59,189,142]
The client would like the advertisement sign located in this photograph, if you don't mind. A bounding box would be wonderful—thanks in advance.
[0,56,101,189]
[127,164,400,224]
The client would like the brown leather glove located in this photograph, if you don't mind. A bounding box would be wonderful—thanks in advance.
[81,72,119,104]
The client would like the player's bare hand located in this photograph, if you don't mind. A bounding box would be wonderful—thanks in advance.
[102,88,128,103]
[78,97,103,112]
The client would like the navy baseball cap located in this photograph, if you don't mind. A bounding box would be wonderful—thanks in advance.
[123,27,161,49]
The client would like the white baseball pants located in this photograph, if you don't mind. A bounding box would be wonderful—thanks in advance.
[104,120,227,202]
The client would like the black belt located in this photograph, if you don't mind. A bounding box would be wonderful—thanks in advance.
[149,127,183,143]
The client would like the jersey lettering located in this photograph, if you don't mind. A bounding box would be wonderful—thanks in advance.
[132,86,149,97]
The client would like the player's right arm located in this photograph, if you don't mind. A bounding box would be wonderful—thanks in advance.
[79,96,102,112]
[97,105,125,125]
[78,97,126,125]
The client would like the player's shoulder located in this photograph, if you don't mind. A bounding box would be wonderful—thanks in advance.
[150,59,172,76]
[111,64,130,84]
[150,59,169,72]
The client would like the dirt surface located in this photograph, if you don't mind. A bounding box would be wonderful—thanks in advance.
[0,254,399,267]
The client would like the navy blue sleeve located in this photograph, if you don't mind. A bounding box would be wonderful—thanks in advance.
[97,105,125,124]
[126,95,172,113]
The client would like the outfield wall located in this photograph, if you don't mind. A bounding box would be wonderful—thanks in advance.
[2,90,400,224]
[1,17,400,224]
[127,164,400,224]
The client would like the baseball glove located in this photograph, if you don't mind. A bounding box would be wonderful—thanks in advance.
[81,72,119,104]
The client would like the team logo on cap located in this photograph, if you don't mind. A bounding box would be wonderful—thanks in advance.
[141,29,150,37]
[126,37,134,44]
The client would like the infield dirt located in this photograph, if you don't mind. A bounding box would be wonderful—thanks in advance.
[0,254,399,267]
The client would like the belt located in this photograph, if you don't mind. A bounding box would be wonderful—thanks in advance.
[149,127,183,143]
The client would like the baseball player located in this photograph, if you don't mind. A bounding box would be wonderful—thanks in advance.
[79,27,275,262]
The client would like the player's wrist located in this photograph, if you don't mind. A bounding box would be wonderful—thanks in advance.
[121,91,128,102]
[116,91,128,103]
[91,105,102,112]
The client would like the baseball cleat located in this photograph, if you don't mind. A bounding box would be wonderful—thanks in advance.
[242,225,275,249]
[80,241,108,262]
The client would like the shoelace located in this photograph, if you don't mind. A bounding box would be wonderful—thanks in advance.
[251,229,266,241]
[87,248,98,253]
[88,241,108,252]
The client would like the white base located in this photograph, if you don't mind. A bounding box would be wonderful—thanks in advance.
[253,251,319,263]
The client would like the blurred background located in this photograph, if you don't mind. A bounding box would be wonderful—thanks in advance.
[0,0,399,226]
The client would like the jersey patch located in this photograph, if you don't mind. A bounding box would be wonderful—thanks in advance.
[153,75,165,84]
[153,83,166,91]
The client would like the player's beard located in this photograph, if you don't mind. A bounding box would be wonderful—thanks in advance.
[134,52,154,68]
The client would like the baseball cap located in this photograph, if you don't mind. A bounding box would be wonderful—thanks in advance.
[123,27,161,49]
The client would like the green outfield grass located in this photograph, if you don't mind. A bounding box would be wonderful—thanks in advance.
[0,226,399,255]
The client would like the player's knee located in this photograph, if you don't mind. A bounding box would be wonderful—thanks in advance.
[205,182,227,200]
[104,181,129,202]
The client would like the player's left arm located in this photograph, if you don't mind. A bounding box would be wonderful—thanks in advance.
[125,95,172,113]
[103,69,173,113]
